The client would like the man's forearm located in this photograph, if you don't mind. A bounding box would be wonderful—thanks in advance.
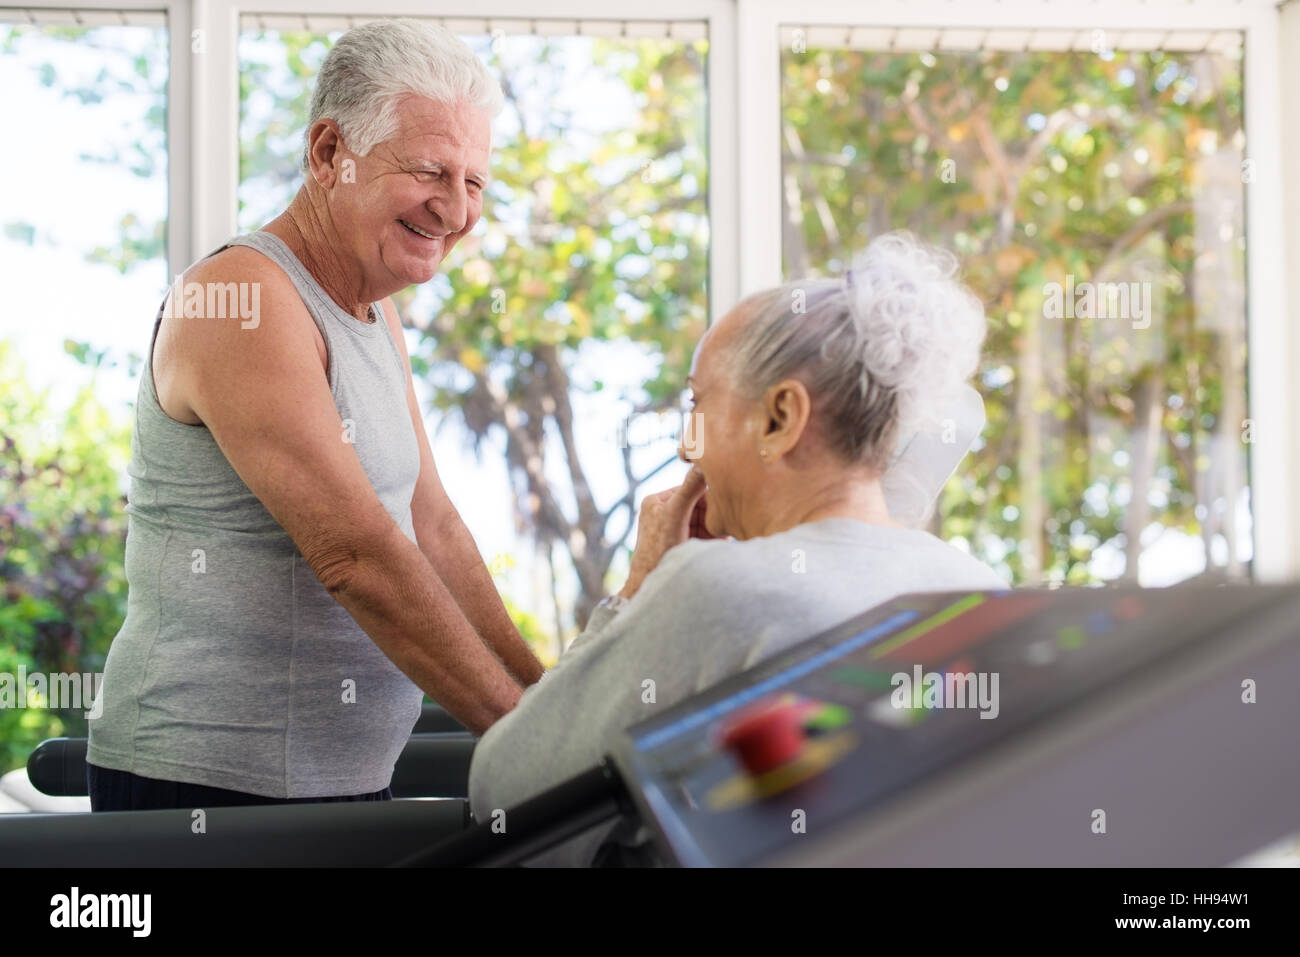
[421,512,546,687]
[322,525,523,735]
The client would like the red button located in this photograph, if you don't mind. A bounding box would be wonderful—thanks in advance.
[721,701,807,775]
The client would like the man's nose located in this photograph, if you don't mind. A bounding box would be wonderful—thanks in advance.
[429,185,469,236]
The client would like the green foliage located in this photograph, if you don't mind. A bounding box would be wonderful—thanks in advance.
[0,342,131,773]
[2,27,1250,741]
[236,31,710,625]
[430,37,709,621]
[86,214,167,275]
[503,597,552,666]
[782,47,1247,583]
[238,31,336,227]
[487,552,561,667]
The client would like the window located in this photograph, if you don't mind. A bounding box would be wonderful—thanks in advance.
[0,12,168,771]
[780,26,1250,587]
[237,18,709,654]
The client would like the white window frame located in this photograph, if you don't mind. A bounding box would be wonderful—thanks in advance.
[3,0,196,289]
[4,0,737,327]
[208,0,738,332]
[10,0,1299,580]
[739,0,1298,583]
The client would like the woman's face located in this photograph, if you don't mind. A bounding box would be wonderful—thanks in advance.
[326,95,492,294]
[680,303,770,539]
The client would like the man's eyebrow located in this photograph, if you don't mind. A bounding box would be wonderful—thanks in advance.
[407,158,490,181]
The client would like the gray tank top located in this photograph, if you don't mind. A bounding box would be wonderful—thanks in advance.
[87,230,426,798]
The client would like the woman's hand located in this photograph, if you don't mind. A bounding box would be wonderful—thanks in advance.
[618,467,716,600]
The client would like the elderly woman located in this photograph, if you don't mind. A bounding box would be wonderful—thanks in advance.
[87,20,542,810]
[468,232,1006,864]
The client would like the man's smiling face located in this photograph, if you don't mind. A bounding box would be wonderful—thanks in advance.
[333,95,492,289]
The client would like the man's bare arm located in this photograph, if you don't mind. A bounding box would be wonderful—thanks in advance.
[179,253,522,734]
[417,499,546,688]
[382,298,545,687]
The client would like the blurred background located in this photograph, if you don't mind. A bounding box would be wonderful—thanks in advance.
[1,0,1296,797]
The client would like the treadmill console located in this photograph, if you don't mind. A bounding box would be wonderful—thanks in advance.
[615,585,1299,866]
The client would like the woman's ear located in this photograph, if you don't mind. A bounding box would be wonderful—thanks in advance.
[761,378,812,461]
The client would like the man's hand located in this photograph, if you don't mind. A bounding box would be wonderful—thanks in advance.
[618,467,716,600]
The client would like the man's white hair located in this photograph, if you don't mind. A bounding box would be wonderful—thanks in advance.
[301,18,503,172]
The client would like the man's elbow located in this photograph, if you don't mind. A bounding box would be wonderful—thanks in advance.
[302,530,385,598]
[298,501,415,598]
[312,550,361,598]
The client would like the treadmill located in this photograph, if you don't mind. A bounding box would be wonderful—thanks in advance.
[408,581,1300,866]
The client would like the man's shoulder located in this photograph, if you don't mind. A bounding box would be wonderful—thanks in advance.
[183,239,294,290]
[165,239,324,365]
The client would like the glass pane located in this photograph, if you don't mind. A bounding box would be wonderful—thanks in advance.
[781,39,1249,587]
[238,24,709,657]
[0,20,169,775]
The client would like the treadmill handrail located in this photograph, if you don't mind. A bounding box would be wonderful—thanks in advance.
[28,732,479,801]
[394,761,630,867]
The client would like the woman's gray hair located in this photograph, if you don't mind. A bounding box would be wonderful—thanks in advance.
[301,19,503,172]
[728,232,986,472]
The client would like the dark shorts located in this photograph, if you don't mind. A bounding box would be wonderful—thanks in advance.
[87,763,392,811]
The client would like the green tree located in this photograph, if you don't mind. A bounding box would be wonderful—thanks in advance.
[0,341,130,772]
[239,32,710,631]
[782,47,1247,584]
[4,25,1250,706]
[411,38,709,628]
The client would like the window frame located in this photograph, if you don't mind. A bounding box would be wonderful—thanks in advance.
[740,0,1297,582]
[11,0,1298,580]
[219,0,736,334]
[2,0,195,295]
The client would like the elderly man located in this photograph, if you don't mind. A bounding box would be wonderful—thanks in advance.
[87,20,542,810]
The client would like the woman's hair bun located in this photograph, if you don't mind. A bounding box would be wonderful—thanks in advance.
[730,231,987,470]
[842,232,986,436]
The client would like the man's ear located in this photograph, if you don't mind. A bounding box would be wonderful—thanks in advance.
[761,378,812,460]
[306,119,345,188]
